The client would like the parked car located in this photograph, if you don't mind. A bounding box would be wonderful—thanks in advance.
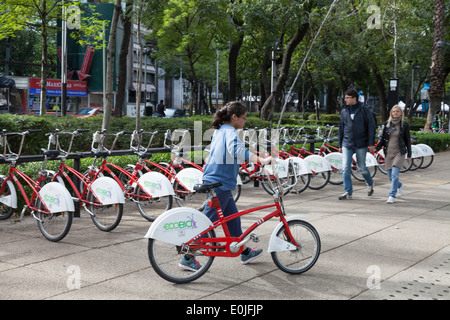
[72,107,103,118]
[154,107,186,118]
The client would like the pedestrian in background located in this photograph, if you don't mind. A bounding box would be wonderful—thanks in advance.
[338,88,376,200]
[376,105,412,204]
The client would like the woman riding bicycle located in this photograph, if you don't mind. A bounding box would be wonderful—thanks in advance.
[179,101,271,271]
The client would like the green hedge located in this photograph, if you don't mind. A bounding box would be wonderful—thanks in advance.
[1,113,448,154]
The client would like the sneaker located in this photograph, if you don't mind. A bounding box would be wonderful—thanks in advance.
[338,192,352,200]
[240,248,263,265]
[179,256,201,271]
[367,184,374,196]
[387,196,395,204]
[396,186,403,197]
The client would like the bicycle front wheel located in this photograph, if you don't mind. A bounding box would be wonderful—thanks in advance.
[35,199,73,242]
[271,219,320,274]
[87,191,123,232]
[148,229,216,284]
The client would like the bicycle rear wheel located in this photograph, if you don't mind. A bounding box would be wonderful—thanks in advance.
[409,157,423,171]
[148,229,216,284]
[134,185,172,222]
[351,165,377,181]
[375,153,387,174]
[308,171,330,190]
[420,155,434,169]
[289,173,310,194]
[271,219,320,274]
[173,180,206,211]
[87,191,123,232]
[35,199,73,242]
[328,166,343,185]
[0,178,15,220]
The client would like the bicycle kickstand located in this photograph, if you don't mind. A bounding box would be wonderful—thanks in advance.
[11,206,27,224]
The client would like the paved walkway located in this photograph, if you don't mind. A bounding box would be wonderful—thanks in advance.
[1,151,449,300]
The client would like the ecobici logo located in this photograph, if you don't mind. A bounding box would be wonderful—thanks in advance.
[43,194,61,206]
[95,187,112,198]
[144,180,162,190]
[163,214,198,233]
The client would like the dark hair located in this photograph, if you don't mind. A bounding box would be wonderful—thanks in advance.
[344,88,359,99]
[212,101,247,129]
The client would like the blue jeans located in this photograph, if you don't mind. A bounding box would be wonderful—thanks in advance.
[342,146,373,195]
[387,166,402,198]
[203,189,242,237]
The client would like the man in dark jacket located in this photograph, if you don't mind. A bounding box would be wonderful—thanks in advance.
[338,89,376,200]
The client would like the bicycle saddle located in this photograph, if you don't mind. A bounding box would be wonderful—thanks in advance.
[193,182,222,193]
[41,148,61,159]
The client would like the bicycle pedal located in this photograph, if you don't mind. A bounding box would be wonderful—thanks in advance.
[250,234,259,243]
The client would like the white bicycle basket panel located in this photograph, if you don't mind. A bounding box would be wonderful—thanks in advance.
[145,207,213,245]
[415,144,434,156]
[289,157,312,175]
[305,154,331,172]
[175,168,203,192]
[137,172,175,197]
[324,152,343,170]
[39,182,75,213]
[411,145,423,158]
[90,177,125,205]
[0,176,17,208]
[352,152,378,167]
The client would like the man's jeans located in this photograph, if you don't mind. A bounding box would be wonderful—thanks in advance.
[342,146,373,195]
[387,166,402,198]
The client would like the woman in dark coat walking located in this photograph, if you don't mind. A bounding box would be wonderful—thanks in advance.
[376,105,412,204]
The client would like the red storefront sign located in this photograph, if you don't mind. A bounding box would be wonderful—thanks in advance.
[29,78,87,97]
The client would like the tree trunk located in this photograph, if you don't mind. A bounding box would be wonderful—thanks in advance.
[260,23,309,121]
[102,0,121,131]
[426,0,445,130]
[371,65,388,122]
[39,3,48,116]
[115,0,133,118]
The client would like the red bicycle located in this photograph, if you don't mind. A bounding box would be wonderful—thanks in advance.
[145,158,321,284]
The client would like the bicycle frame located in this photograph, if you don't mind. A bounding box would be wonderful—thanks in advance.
[146,158,300,256]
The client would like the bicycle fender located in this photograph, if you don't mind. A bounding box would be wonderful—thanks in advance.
[137,172,175,197]
[144,207,213,246]
[0,175,17,209]
[175,168,203,192]
[91,177,125,205]
[39,182,75,213]
[289,157,312,175]
[236,174,242,185]
[304,154,331,172]
[415,144,434,156]
[324,152,343,170]
[268,215,306,253]
[352,152,378,167]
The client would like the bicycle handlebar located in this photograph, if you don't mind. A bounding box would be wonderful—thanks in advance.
[0,129,42,161]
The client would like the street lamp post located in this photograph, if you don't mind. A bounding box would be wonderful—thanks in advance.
[436,40,450,132]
